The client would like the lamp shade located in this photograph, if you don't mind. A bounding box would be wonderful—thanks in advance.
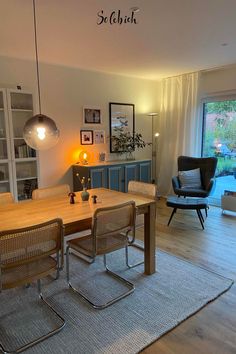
[147,112,158,116]
[23,114,60,150]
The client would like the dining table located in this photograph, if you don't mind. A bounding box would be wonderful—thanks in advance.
[0,188,156,275]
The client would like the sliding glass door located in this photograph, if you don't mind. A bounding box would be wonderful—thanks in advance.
[202,98,236,205]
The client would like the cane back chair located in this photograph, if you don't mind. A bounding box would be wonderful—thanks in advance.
[0,192,14,204]
[66,201,136,309]
[32,184,70,200]
[0,218,65,353]
[127,181,157,268]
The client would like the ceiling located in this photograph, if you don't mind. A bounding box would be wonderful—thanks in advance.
[1,0,236,80]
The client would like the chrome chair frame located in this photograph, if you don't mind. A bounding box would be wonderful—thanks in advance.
[66,242,134,310]
[66,202,136,310]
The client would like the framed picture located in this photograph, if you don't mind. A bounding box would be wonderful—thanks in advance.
[109,102,135,153]
[80,130,93,145]
[94,130,105,144]
[83,107,101,124]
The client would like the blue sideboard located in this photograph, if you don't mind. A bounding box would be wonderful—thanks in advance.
[73,159,151,193]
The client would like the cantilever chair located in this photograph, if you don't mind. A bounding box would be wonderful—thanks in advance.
[0,192,14,204]
[32,184,93,253]
[127,181,157,268]
[66,201,136,309]
[172,156,218,198]
[32,184,92,251]
[32,184,70,200]
[0,219,65,353]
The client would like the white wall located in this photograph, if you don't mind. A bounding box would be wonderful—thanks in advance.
[2,53,235,194]
[201,65,236,95]
[0,56,159,189]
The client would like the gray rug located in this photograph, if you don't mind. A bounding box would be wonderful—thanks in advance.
[0,248,233,354]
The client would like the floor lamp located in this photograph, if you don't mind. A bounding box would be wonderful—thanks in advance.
[148,113,159,184]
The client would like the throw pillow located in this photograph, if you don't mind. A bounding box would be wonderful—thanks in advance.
[178,168,202,189]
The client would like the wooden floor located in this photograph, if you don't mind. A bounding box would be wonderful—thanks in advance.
[139,198,236,354]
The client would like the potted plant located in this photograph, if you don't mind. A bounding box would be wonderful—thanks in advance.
[111,129,151,160]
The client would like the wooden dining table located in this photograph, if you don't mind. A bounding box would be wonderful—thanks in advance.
[0,188,156,275]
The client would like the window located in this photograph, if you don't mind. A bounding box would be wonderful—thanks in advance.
[202,98,236,205]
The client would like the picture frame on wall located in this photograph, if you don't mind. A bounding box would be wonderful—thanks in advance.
[94,130,105,144]
[109,102,135,153]
[80,130,93,145]
[83,107,101,124]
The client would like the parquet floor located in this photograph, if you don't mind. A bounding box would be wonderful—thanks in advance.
[139,198,236,354]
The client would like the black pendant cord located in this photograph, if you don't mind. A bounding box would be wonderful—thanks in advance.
[33,0,42,115]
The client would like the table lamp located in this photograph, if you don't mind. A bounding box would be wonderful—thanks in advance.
[79,150,90,165]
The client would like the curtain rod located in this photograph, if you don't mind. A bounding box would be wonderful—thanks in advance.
[161,62,236,80]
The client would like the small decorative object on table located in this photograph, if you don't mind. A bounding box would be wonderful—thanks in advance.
[91,195,97,204]
[81,188,90,201]
[76,173,90,201]
[68,192,76,204]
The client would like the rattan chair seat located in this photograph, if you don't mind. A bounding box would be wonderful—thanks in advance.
[2,256,57,289]
[0,219,65,353]
[68,233,127,257]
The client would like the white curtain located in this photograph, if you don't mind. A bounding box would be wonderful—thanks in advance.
[157,72,201,196]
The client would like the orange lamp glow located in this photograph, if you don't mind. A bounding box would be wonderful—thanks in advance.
[79,150,90,165]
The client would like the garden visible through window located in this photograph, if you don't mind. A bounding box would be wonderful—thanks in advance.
[202,99,236,205]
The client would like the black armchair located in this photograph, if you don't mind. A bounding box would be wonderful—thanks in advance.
[172,156,218,198]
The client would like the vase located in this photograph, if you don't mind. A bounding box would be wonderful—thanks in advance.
[81,188,90,201]
[125,151,135,161]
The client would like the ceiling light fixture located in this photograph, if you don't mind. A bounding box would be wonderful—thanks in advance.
[23,0,60,151]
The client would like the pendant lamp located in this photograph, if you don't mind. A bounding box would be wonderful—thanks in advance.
[23,0,59,150]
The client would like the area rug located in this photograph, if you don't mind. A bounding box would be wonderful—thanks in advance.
[0,248,233,354]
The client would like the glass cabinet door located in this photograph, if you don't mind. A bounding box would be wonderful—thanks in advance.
[10,92,36,159]
[0,90,12,194]
[0,163,10,193]
[15,161,38,200]
[7,90,38,200]
[0,89,38,201]
[0,90,9,160]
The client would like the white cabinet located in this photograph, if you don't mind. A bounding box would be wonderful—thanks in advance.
[0,88,39,201]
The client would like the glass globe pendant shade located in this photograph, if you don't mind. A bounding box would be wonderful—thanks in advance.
[23,114,60,150]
